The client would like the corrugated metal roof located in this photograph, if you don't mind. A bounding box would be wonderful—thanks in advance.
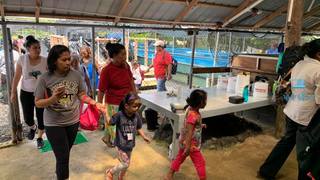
[2,0,320,33]
[185,6,232,23]
[264,15,287,28]
[256,0,288,11]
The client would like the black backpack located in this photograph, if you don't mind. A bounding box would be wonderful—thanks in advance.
[274,45,304,105]
[171,58,178,75]
[163,51,178,75]
[278,45,304,79]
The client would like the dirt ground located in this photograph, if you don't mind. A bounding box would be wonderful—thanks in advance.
[0,127,297,180]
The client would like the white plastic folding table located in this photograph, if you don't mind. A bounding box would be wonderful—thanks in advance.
[139,87,272,158]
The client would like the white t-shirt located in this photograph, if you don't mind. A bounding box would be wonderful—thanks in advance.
[131,66,142,85]
[284,56,320,126]
[17,54,47,92]
[0,50,20,75]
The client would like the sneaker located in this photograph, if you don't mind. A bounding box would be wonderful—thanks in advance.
[27,125,37,140]
[257,171,275,180]
[37,138,44,149]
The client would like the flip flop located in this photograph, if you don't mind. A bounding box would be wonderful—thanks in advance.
[105,168,113,180]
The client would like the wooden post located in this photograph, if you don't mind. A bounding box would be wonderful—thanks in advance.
[284,0,304,47]
[125,31,129,61]
[134,39,138,61]
[144,40,148,66]
[1,26,22,145]
[275,0,304,138]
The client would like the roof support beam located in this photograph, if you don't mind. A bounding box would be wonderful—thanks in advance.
[307,0,315,12]
[161,0,237,9]
[114,0,131,24]
[223,0,264,27]
[0,0,5,21]
[35,0,41,23]
[174,0,199,23]
[253,4,287,29]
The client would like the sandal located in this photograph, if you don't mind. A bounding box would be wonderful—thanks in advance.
[105,169,113,180]
[118,171,126,180]
[101,137,115,148]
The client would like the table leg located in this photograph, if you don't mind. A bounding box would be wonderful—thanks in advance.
[138,104,146,120]
[170,116,185,159]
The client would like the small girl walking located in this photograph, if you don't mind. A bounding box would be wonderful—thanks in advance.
[165,89,208,180]
[105,93,150,180]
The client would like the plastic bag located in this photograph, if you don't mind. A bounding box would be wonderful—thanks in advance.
[80,103,100,131]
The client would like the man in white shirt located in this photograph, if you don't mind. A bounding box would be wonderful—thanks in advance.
[259,39,320,180]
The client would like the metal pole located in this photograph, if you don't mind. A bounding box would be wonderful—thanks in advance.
[122,28,125,44]
[213,31,220,66]
[228,32,232,54]
[91,26,97,99]
[97,40,100,66]
[2,26,22,143]
[211,31,220,84]
[189,30,197,89]
[228,32,232,65]
[172,36,175,55]
[242,36,246,52]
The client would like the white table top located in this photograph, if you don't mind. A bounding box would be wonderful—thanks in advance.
[139,87,272,120]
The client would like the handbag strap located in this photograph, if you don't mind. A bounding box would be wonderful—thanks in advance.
[281,68,292,83]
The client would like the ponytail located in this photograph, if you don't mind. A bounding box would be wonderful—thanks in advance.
[118,92,139,112]
[184,89,207,109]
[301,39,320,59]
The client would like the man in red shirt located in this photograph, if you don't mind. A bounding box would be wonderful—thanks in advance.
[147,40,173,91]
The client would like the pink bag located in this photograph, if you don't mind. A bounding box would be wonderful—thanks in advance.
[80,102,99,131]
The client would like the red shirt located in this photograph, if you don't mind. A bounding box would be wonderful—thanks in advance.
[179,108,202,150]
[98,62,133,105]
[153,50,172,79]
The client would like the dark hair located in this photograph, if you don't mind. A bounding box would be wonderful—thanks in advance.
[24,35,39,48]
[185,89,207,109]
[47,45,70,74]
[105,43,125,58]
[301,39,320,59]
[118,92,140,112]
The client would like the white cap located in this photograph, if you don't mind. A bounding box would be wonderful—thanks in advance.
[154,40,165,47]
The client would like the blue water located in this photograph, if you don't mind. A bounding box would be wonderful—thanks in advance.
[136,44,230,67]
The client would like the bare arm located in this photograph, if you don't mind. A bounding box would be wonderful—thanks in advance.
[183,124,194,155]
[79,91,105,112]
[167,63,172,80]
[97,90,105,103]
[97,90,111,125]
[146,63,153,72]
[131,77,137,94]
[138,129,151,143]
[35,96,59,108]
[35,87,65,108]
[84,73,92,96]
[10,63,22,101]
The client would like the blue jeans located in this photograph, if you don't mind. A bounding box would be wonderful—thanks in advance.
[157,78,167,92]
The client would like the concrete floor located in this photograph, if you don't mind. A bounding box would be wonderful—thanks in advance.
[0,128,297,180]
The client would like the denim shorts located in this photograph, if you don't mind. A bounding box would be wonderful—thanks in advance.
[157,78,167,92]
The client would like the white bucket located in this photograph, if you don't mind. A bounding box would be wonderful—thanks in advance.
[227,76,237,93]
[217,75,229,89]
[235,74,250,95]
[253,82,269,98]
